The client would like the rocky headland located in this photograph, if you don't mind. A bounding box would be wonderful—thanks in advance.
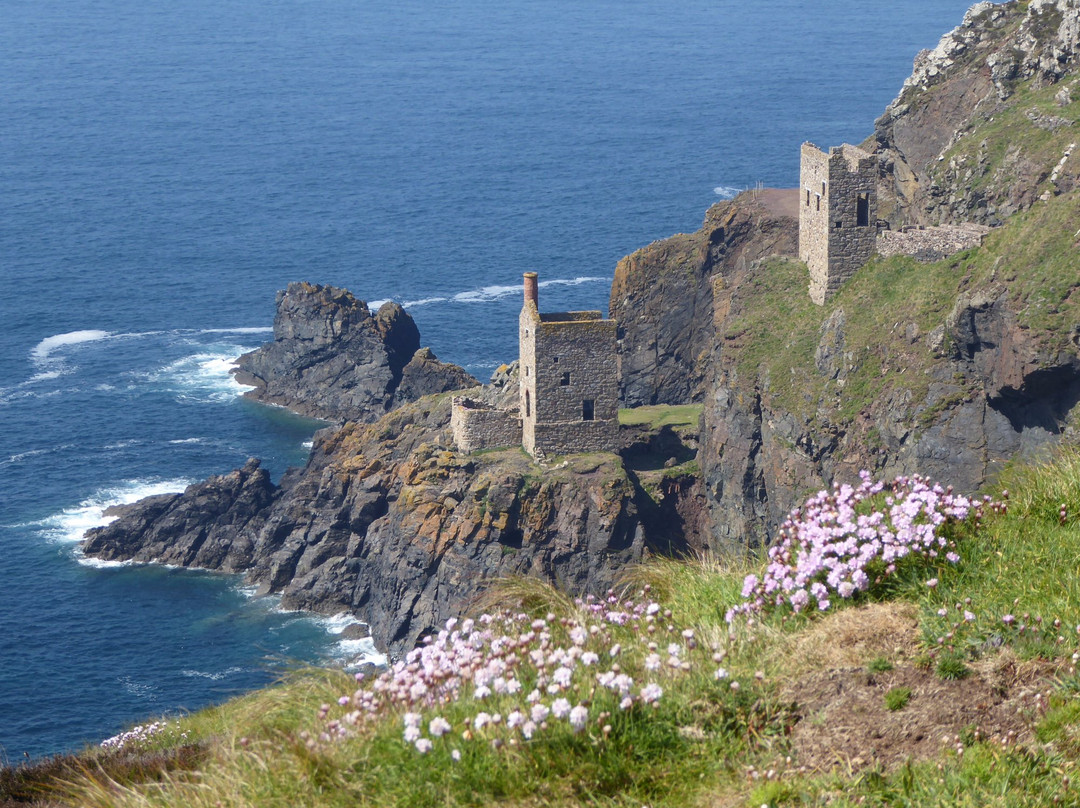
[232,281,476,423]
[85,289,702,655]
[82,0,1080,657]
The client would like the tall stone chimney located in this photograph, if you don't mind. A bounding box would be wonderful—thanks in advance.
[523,272,538,308]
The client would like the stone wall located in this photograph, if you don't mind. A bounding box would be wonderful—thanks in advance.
[451,397,521,453]
[877,223,992,261]
[800,143,878,305]
[520,296,619,457]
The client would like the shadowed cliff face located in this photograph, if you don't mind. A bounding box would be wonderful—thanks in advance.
[609,192,799,407]
[699,198,1080,550]
[83,380,653,656]
[233,282,476,423]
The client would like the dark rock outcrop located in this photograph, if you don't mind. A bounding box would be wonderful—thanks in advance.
[83,459,276,571]
[233,282,476,422]
[82,393,651,656]
[610,190,799,407]
[698,194,1080,549]
[875,0,1080,227]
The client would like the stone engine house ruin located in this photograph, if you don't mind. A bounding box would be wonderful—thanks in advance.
[799,142,878,305]
[451,273,619,458]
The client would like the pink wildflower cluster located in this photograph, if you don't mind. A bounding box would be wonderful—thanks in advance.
[101,719,188,752]
[728,472,984,621]
[320,589,709,754]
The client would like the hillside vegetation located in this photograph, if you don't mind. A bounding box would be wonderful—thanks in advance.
[9,449,1080,807]
[723,188,1080,428]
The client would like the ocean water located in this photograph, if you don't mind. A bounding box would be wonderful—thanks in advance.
[1,0,979,760]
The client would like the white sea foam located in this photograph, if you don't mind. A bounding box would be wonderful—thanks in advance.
[301,440,314,450]
[28,370,63,383]
[34,478,192,544]
[339,637,388,669]
[713,185,743,199]
[198,327,273,335]
[452,284,520,303]
[168,437,206,445]
[149,348,256,403]
[75,555,136,569]
[399,295,449,308]
[397,276,608,310]
[3,446,67,466]
[30,330,112,364]
[180,666,247,680]
[313,612,388,668]
[538,275,607,289]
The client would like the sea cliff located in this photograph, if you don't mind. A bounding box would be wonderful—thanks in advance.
[83,0,1080,657]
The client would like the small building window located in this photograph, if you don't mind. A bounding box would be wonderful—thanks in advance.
[806,189,810,206]
[834,220,843,229]
[822,181,826,196]
[815,194,820,211]
[856,193,870,226]
[560,372,571,386]
[552,356,559,363]
[525,391,531,417]
[524,366,528,377]
[582,399,594,421]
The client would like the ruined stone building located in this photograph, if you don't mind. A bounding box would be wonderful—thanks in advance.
[519,272,619,456]
[451,273,619,458]
[799,143,878,305]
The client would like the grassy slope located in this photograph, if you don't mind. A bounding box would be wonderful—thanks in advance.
[12,450,1080,807]
[721,188,1080,431]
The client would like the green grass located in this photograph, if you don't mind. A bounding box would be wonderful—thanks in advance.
[24,447,1080,807]
[618,404,703,431]
[884,686,912,711]
[719,190,1080,444]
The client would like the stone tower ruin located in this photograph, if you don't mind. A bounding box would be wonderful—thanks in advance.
[799,143,878,305]
[519,272,619,457]
[450,273,619,458]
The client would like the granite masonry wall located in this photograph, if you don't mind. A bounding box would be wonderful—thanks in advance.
[450,397,521,452]
[520,292,619,457]
[800,143,878,305]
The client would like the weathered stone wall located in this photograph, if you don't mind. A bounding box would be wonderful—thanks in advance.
[451,397,521,452]
[799,143,831,288]
[520,303,540,455]
[518,272,619,457]
[532,420,619,454]
[530,315,618,455]
[800,143,878,305]
[877,223,992,261]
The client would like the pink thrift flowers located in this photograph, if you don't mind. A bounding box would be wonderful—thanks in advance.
[320,590,698,755]
[728,472,982,621]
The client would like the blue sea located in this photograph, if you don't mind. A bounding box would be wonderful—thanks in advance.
[1,0,979,760]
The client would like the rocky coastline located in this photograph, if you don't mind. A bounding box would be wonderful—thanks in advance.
[83,284,704,656]
[81,0,1080,659]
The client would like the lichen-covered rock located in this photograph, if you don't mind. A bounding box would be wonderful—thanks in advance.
[81,395,648,657]
[876,0,1080,227]
[233,282,475,422]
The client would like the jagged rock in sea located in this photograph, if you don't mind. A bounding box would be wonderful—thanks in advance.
[232,282,476,422]
[82,459,276,571]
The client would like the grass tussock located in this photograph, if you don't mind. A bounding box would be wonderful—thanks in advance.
[19,448,1080,806]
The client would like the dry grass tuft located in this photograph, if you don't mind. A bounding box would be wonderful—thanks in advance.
[777,602,921,676]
